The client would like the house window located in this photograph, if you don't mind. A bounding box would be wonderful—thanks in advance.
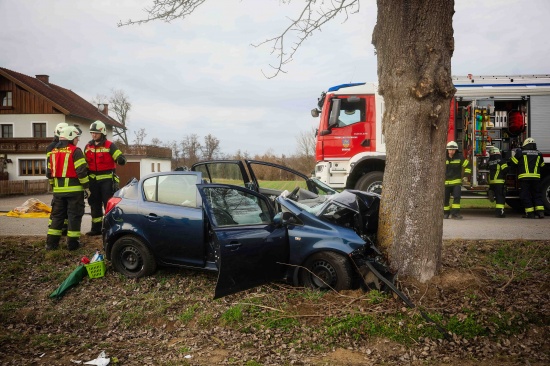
[1,124,13,138]
[20,159,46,176]
[0,91,12,107]
[33,123,47,138]
[151,163,155,172]
[157,163,160,172]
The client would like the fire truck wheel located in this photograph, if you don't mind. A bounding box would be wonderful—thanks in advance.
[355,171,384,194]
[541,176,550,215]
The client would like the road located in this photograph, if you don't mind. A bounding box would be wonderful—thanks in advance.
[0,194,548,239]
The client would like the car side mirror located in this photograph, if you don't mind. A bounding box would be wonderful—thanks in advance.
[273,212,298,227]
[311,108,320,118]
[328,98,341,128]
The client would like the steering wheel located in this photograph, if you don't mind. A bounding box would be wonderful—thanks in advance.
[287,186,300,201]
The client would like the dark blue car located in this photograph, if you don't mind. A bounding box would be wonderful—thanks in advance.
[103,160,388,298]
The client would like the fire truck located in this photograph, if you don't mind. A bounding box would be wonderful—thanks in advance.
[311,75,550,213]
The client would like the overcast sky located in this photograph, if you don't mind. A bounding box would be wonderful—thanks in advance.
[1,0,549,156]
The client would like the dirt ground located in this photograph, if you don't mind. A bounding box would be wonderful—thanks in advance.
[0,236,548,366]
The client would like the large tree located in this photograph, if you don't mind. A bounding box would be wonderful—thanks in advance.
[120,0,456,282]
[373,0,455,281]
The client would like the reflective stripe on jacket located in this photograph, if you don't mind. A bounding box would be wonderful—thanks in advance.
[488,154,508,184]
[85,139,124,180]
[47,141,89,193]
[445,153,471,186]
[510,148,545,180]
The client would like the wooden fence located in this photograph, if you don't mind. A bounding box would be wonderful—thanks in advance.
[0,179,51,197]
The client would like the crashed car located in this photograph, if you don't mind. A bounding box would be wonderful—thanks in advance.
[103,160,391,298]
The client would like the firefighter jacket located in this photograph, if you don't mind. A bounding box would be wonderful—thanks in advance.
[47,141,89,193]
[445,152,471,186]
[509,143,545,180]
[488,154,508,184]
[45,137,59,186]
[85,137,126,181]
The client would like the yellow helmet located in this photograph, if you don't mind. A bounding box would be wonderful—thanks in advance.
[90,120,107,135]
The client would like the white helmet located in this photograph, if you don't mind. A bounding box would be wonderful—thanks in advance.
[90,120,107,135]
[54,122,68,137]
[60,126,81,141]
[522,137,535,147]
[490,146,500,155]
[446,141,458,150]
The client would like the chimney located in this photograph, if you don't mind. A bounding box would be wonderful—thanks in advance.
[35,75,50,84]
[98,103,109,115]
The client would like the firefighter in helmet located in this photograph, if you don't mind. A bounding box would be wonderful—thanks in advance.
[46,126,89,250]
[46,122,69,232]
[509,137,545,218]
[84,120,126,235]
[488,147,508,218]
[444,141,471,219]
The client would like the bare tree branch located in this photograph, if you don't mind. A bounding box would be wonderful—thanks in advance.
[253,0,360,78]
[117,0,360,78]
[118,0,207,26]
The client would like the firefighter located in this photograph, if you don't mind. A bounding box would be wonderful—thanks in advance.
[84,120,126,236]
[46,122,69,232]
[488,147,508,218]
[46,126,89,250]
[444,141,471,219]
[509,137,545,219]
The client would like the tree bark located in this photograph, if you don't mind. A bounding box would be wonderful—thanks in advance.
[372,0,455,282]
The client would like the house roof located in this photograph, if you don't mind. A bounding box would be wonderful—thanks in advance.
[0,67,125,129]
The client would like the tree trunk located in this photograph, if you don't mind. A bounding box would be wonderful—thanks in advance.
[372,0,455,282]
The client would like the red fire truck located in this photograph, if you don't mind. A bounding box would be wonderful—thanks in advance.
[311,75,550,213]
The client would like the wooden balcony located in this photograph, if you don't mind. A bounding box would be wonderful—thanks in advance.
[0,138,52,154]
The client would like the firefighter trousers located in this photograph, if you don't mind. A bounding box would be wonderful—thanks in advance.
[88,177,114,233]
[46,192,85,250]
[444,185,462,215]
[519,179,544,214]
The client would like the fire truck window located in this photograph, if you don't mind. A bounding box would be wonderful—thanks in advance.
[336,99,365,127]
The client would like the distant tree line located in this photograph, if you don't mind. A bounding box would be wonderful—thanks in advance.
[115,126,317,178]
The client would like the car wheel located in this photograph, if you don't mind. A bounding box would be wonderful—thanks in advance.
[355,171,384,194]
[111,236,157,278]
[300,252,353,291]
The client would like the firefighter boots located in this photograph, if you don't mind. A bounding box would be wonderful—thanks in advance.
[495,208,506,218]
[536,211,545,219]
[451,213,463,220]
[67,239,81,251]
[522,212,535,219]
[86,222,102,236]
[46,235,60,250]
[444,213,450,219]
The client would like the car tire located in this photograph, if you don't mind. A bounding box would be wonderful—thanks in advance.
[355,171,384,194]
[111,236,157,278]
[300,252,353,291]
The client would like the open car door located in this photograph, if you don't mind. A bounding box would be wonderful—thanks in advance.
[197,184,290,299]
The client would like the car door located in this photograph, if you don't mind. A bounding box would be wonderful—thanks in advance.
[137,172,205,267]
[197,184,289,299]
[191,160,257,191]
